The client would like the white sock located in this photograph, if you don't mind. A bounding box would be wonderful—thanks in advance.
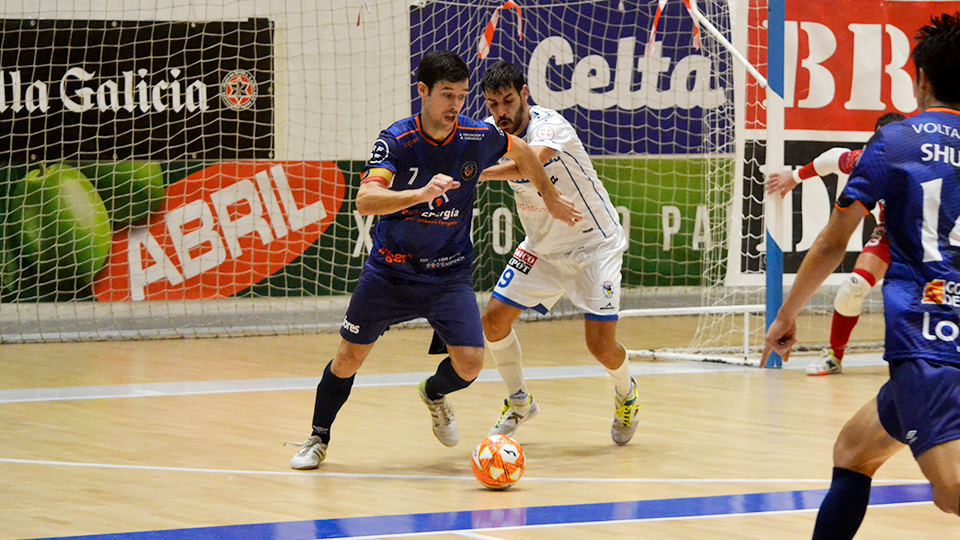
[605,353,633,400]
[485,329,529,406]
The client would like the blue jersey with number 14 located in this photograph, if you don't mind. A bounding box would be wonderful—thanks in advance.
[840,107,960,365]
[362,114,510,282]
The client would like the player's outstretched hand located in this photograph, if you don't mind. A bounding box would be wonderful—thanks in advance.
[760,317,797,368]
[765,170,799,198]
[543,192,582,227]
[419,174,461,204]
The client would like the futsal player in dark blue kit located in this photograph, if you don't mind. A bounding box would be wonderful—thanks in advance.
[763,13,960,537]
[289,51,581,469]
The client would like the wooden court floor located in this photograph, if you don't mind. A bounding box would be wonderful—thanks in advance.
[0,317,952,540]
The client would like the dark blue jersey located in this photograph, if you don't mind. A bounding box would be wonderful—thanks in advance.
[839,107,960,364]
[361,114,511,282]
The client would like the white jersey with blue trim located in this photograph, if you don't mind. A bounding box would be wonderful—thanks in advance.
[485,105,623,256]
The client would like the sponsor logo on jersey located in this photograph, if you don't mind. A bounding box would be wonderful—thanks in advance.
[507,247,538,274]
[342,317,361,334]
[369,139,389,164]
[922,312,960,346]
[93,161,345,301]
[920,279,960,305]
[419,207,460,221]
[378,247,411,264]
[424,253,467,269]
[220,69,258,111]
[459,131,484,141]
[460,161,478,181]
[428,192,449,210]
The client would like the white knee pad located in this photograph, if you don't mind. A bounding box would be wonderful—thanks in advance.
[834,273,873,317]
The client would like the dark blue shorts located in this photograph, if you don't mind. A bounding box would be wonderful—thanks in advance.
[339,267,484,348]
[877,358,960,457]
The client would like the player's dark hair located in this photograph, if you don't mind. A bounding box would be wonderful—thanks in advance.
[479,61,525,95]
[417,51,469,91]
[874,112,906,132]
[912,12,960,104]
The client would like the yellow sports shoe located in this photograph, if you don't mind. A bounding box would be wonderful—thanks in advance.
[489,396,540,437]
[611,378,640,445]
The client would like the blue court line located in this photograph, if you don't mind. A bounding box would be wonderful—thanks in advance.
[33,483,931,540]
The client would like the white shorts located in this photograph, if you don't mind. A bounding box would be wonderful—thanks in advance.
[491,232,627,320]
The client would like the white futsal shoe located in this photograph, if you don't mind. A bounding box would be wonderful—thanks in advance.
[806,349,842,376]
[418,379,459,447]
[287,435,328,470]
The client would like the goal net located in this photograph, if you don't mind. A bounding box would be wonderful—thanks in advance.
[0,0,820,357]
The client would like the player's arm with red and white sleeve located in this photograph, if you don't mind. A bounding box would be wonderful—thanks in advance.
[765,147,860,198]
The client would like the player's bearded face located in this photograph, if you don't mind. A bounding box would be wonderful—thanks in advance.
[496,106,523,135]
[484,87,525,135]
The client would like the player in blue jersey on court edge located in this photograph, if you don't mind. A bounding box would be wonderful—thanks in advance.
[288,51,581,469]
[762,13,960,537]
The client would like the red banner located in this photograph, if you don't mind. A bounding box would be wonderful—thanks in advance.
[93,161,346,301]
[749,0,949,132]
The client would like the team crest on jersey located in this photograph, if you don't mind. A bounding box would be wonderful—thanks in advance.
[535,125,555,141]
[220,69,258,111]
[460,161,478,181]
[369,139,389,164]
[602,281,614,298]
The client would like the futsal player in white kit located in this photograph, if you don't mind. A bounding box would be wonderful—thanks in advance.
[477,61,638,445]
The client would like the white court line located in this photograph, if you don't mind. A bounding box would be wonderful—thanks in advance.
[0,353,887,404]
[0,456,924,486]
[294,504,933,540]
[453,532,506,540]
[0,362,751,404]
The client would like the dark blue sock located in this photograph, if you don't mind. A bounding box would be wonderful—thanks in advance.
[811,467,872,540]
[424,357,473,400]
[310,360,355,443]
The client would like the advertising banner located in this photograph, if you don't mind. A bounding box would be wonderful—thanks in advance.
[93,161,346,301]
[743,2,948,277]
[410,0,731,156]
[0,18,274,162]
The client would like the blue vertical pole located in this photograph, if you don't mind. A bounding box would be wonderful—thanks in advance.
[764,0,785,368]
